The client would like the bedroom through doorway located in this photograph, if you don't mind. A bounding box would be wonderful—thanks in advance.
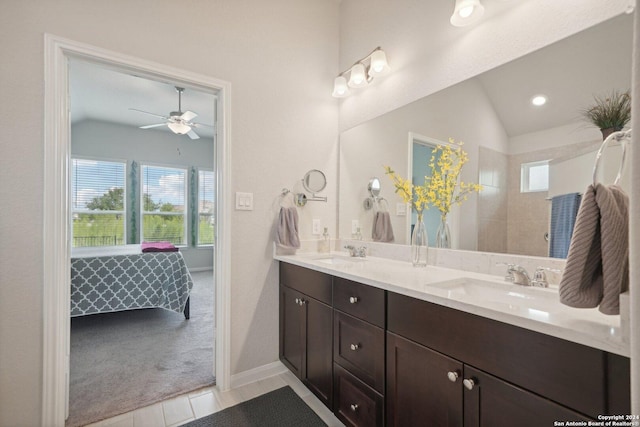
[65,58,217,427]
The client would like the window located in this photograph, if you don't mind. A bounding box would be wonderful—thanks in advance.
[71,158,126,247]
[141,165,187,245]
[198,170,215,245]
[520,160,549,193]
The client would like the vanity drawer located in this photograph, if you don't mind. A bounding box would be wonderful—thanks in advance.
[387,292,608,418]
[334,363,383,427]
[333,277,385,327]
[279,263,332,305]
[334,311,385,393]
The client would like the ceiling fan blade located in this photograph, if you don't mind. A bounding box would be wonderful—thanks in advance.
[181,110,198,122]
[193,122,214,129]
[139,123,167,129]
[129,108,170,120]
[187,129,200,140]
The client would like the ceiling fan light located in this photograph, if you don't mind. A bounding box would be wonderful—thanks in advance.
[450,0,485,27]
[168,122,191,135]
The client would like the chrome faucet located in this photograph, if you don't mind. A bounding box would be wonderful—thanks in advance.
[344,245,367,258]
[531,267,562,288]
[497,263,531,286]
[509,265,531,286]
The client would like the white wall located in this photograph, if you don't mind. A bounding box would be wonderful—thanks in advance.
[338,0,630,132]
[72,119,215,270]
[0,1,339,425]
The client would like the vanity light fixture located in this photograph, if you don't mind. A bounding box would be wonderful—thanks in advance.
[332,47,390,98]
[531,95,548,107]
[450,0,485,27]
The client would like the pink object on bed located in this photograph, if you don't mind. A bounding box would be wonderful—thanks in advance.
[141,241,179,252]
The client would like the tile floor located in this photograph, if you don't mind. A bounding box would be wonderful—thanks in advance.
[84,371,344,427]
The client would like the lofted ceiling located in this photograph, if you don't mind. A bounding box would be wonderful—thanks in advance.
[68,11,632,143]
[477,13,633,137]
[70,61,217,140]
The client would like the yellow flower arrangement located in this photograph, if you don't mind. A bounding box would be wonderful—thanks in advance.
[384,138,482,215]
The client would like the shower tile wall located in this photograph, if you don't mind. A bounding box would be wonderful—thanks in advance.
[505,140,599,257]
[506,150,550,256]
[477,147,508,253]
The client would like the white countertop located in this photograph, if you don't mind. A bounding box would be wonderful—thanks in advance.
[275,252,629,357]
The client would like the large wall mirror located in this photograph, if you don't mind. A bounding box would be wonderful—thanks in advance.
[338,13,633,258]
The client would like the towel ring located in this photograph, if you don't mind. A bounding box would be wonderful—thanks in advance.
[592,129,632,186]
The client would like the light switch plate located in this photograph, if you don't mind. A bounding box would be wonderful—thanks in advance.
[396,203,407,216]
[235,192,253,211]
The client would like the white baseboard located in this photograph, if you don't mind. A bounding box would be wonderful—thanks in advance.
[229,361,288,389]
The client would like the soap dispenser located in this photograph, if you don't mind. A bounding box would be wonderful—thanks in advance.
[318,227,330,253]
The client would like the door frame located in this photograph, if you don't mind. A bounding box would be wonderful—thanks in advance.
[42,34,232,426]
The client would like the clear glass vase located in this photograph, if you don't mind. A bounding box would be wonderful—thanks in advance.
[411,212,428,267]
[435,214,451,248]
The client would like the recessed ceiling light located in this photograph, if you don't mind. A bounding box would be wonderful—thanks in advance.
[531,95,547,106]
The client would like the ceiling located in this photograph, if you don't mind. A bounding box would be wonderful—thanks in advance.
[70,61,217,139]
[477,13,633,137]
[68,12,632,142]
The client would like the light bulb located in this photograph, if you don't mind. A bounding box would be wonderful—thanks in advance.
[332,76,350,98]
[458,5,474,18]
[368,49,390,77]
[531,95,547,106]
[348,63,368,88]
[450,0,485,27]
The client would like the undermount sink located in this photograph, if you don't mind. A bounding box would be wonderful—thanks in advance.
[313,255,367,265]
[428,277,558,313]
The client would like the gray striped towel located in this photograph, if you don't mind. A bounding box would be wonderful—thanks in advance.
[559,184,629,315]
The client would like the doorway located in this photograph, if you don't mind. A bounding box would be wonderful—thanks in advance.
[43,35,232,427]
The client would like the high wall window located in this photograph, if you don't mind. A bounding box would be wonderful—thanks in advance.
[141,165,187,245]
[520,160,549,193]
[198,170,215,246]
[71,158,126,247]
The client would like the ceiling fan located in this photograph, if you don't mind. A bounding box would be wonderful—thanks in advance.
[130,86,213,140]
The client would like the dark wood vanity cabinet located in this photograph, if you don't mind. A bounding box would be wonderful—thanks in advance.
[387,332,463,426]
[279,264,333,408]
[387,292,631,424]
[333,276,386,427]
[279,263,631,426]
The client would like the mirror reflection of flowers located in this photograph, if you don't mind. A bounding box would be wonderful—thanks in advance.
[384,138,483,215]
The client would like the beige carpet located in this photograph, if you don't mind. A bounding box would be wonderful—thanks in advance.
[66,270,215,427]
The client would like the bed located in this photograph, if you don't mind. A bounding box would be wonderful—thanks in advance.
[71,245,193,319]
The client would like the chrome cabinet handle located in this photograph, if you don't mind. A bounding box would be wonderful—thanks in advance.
[463,378,475,390]
[349,296,359,304]
[350,404,359,412]
[447,371,459,382]
[294,298,300,305]
[350,343,360,351]
[299,299,306,306]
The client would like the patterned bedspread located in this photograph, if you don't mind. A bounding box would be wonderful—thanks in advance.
[71,251,193,317]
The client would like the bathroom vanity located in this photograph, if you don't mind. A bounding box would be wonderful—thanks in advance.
[277,254,630,427]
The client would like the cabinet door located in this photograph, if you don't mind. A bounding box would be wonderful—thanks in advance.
[463,366,591,427]
[305,297,333,408]
[387,332,463,427]
[280,286,305,379]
